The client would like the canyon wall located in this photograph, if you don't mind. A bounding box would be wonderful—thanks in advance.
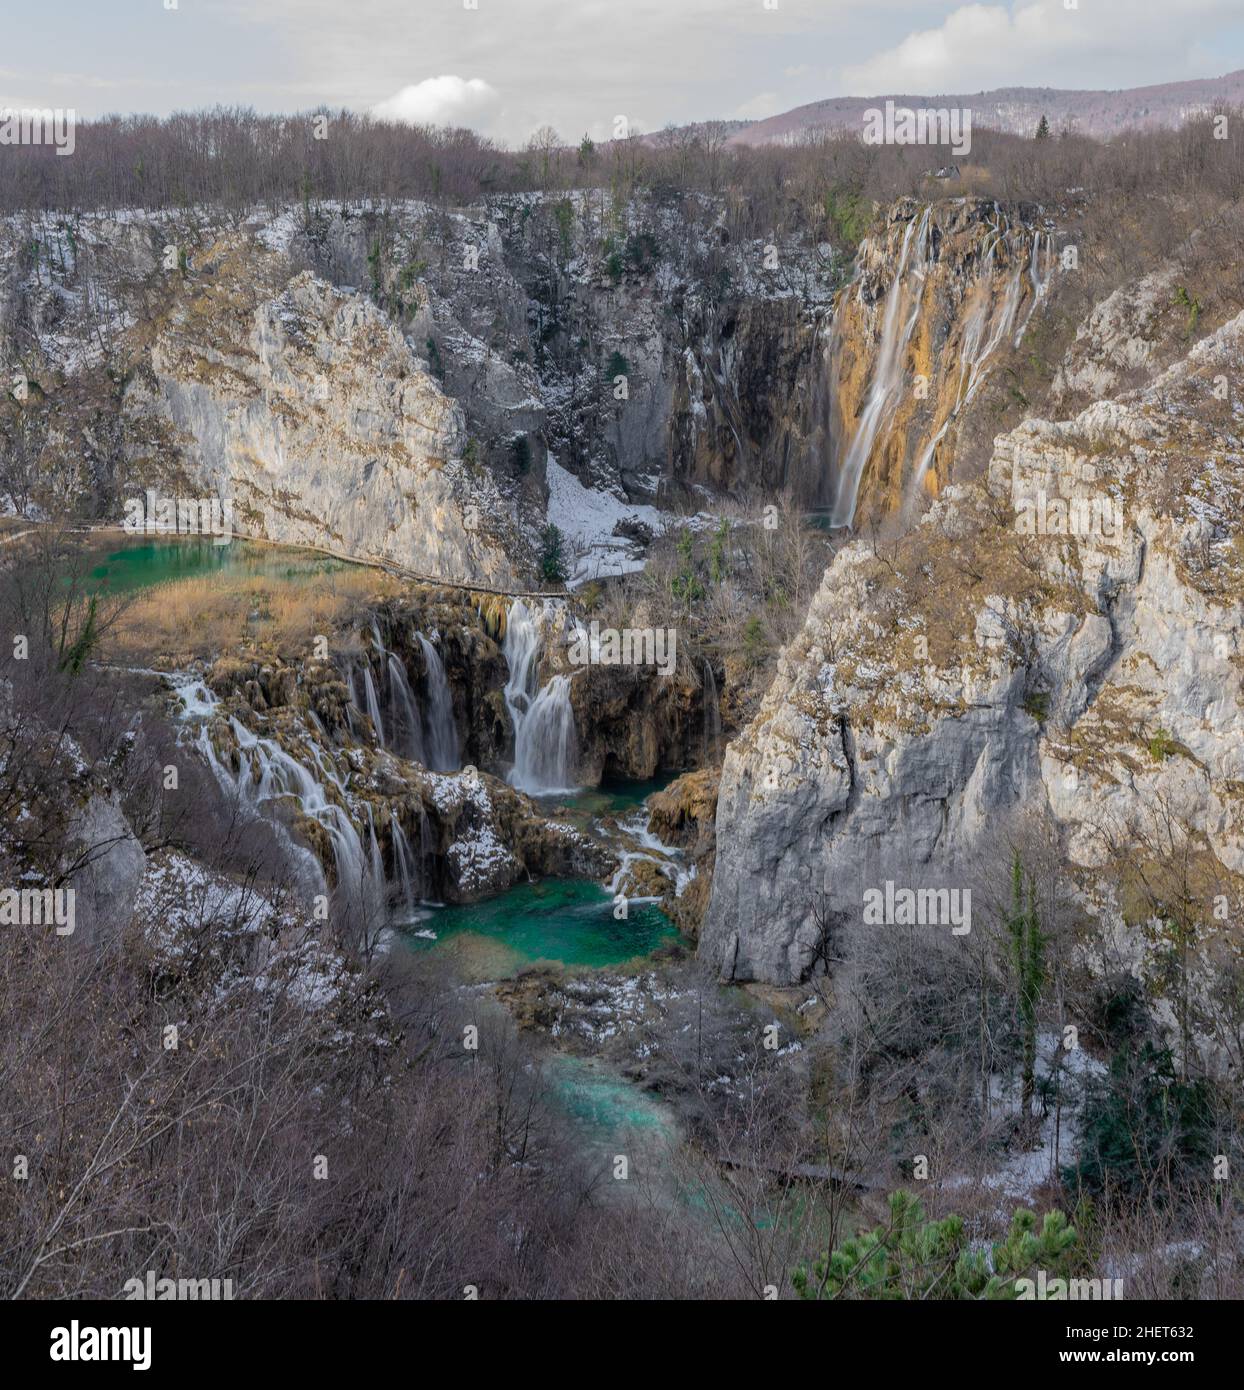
[704,276,1244,1001]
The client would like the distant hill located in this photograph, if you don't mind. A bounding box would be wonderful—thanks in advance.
[728,70,1244,146]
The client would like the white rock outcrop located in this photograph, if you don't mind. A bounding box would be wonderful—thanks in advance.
[704,299,1244,985]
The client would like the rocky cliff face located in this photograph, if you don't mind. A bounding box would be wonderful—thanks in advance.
[134,262,522,584]
[1,197,845,582]
[704,279,1244,1000]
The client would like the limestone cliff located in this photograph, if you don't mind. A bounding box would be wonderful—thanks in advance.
[704,284,1244,1003]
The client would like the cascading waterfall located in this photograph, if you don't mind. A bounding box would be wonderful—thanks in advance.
[417,634,461,771]
[180,677,389,924]
[390,810,419,917]
[1012,229,1054,349]
[386,652,427,764]
[908,224,1043,504]
[360,803,391,931]
[361,663,386,749]
[200,714,367,903]
[504,598,578,795]
[829,206,931,527]
[348,624,459,772]
[702,660,722,765]
[827,206,1049,527]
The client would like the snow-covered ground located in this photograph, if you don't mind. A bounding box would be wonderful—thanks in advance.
[544,454,664,587]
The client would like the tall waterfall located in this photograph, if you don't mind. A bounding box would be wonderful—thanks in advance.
[386,653,426,764]
[826,206,1049,528]
[360,664,386,749]
[390,810,419,918]
[830,206,931,527]
[908,225,1048,505]
[702,660,722,765]
[503,598,577,795]
[417,634,461,772]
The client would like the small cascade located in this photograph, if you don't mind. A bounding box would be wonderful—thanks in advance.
[503,598,578,795]
[179,676,391,926]
[199,714,366,904]
[361,663,386,749]
[386,652,427,764]
[390,810,419,917]
[702,660,722,765]
[417,633,461,772]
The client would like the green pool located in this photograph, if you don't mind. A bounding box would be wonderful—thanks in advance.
[81,536,344,596]
[404,877,676,973]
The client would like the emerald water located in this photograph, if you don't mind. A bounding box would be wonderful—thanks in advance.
[545,1054,673,1145]
[559,776,672,817]
[81,536,344,596]
[404,877,675,974]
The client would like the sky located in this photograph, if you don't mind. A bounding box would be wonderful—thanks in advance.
[5,0,1244,146]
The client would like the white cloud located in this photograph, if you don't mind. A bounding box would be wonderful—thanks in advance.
[371,75,501,129]
[841,0,1242,95]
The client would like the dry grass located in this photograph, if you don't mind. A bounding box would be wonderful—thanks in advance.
[104,564,400,666]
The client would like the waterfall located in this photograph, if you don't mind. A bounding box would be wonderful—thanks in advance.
[830,206,931,527]
[702,660,722,765]
[824,204,1048,525]
[1012,229,1053,349]
[178,675,394,927]
[908,226,1033,504]
[417,634,461,771]
[361,663,386,749]
[390,810,418,917]
[503,599,577,795]
[350,624,458,772]
[198,714,367,904]
[386,653,426,764]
